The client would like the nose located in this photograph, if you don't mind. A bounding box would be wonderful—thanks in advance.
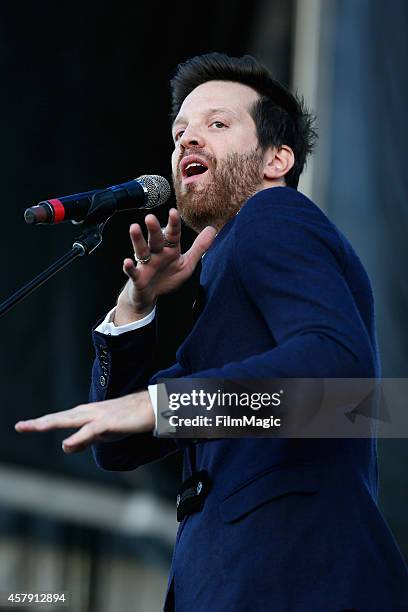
[179,124,205,149]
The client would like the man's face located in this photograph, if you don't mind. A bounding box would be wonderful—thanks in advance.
[171,80,266,232]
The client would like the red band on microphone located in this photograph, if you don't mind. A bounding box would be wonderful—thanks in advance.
[48,199,65,223]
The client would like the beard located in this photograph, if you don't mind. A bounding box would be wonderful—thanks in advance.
[173,147,265,233]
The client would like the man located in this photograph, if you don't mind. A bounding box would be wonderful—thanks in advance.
[16,53,408,610]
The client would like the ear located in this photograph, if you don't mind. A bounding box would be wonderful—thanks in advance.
[263,145,295,182]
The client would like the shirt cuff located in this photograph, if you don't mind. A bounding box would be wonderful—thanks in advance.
[149,382,179,438]
[95,306,156,336]
[148,384,158,435]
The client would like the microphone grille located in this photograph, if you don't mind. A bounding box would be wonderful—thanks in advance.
[137,175,171,208]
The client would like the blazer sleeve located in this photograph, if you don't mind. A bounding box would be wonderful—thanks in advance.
[90,316,179,470]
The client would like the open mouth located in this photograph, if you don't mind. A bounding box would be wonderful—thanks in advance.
[181,156,210,183]
[184,162,208,177]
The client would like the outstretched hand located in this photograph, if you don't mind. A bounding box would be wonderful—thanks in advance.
[15,391,155,453]
[114,208,217,324]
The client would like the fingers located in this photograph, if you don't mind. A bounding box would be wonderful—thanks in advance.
[62,422,101,454]
[15,393,153,454]
[145,214,165,253]
[184,225,217,271]
[163,208,181,246]
[129,210,181,265]
[123,257,139,282]
[15,406,90,432]
[15,406,106,453]
[129,223,150,262]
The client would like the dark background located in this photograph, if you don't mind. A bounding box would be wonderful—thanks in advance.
[0,1,287,493]
[0,0,406,574]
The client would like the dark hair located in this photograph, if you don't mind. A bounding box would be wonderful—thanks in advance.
[170,52,317,189]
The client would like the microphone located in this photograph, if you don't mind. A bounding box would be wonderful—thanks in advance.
[24,175,171,225]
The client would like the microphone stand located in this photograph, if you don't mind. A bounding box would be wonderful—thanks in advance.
[0,190,115,318]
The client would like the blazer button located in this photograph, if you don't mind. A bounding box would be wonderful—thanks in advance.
[196,482,202,495]
[100,375,106,387]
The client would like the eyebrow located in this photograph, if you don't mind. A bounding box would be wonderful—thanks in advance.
[172,107,239,131]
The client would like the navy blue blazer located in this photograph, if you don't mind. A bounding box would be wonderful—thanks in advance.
[90,187,407,611]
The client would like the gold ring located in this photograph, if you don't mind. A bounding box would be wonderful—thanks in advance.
[134,253,151,264]
[161,229,178,248]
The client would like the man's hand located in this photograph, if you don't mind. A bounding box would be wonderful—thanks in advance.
[115,208,216,325]
[14,391,155,454]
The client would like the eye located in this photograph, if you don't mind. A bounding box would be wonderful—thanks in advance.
[174,130,185,142]
[211,121,226,129]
